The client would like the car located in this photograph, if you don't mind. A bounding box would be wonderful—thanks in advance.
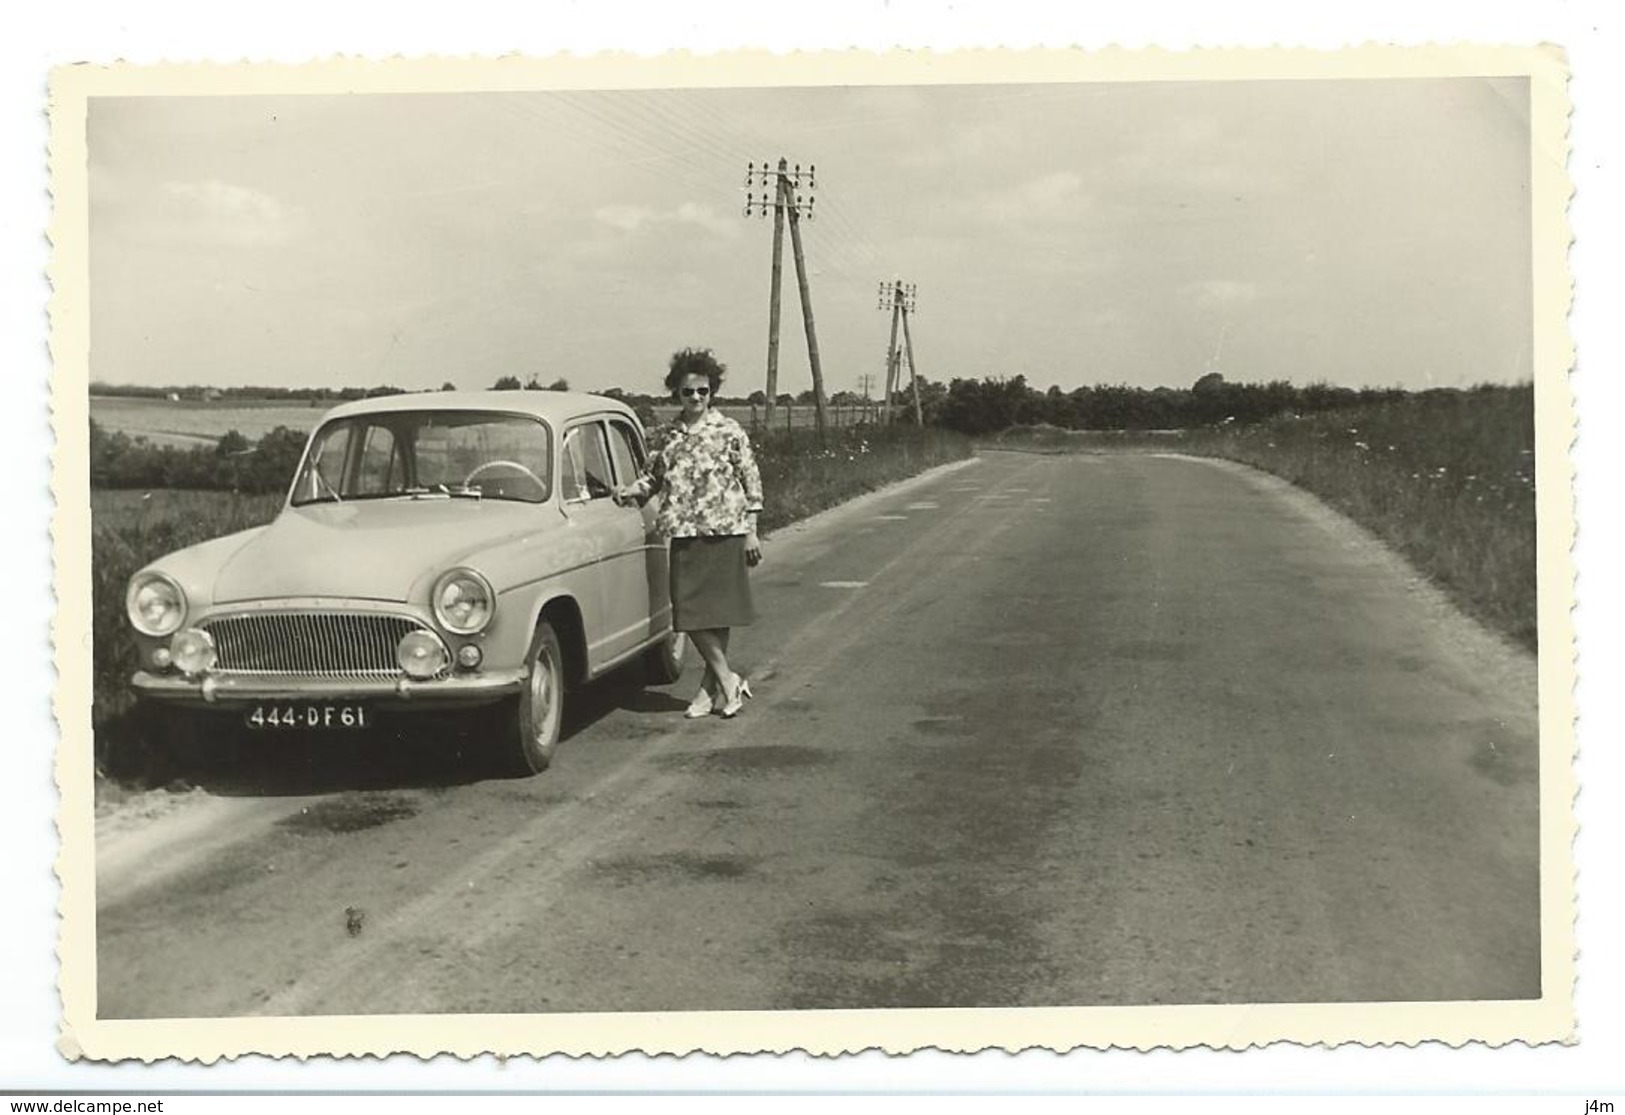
[124,390,687,774]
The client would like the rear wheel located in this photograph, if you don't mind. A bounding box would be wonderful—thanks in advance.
[643,629,687,686]
[496,620,565,775]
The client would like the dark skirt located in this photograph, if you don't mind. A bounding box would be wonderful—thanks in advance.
[669,535,756,631]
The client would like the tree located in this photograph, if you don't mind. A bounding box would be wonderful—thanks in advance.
[747,390,767,406]
[492,375,522,390]
[545,377,570,391]
[440,381,457,392]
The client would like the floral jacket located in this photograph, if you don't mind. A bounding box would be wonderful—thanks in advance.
[631,409,764,538]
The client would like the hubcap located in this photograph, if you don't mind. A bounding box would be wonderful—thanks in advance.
[528,646,559,743]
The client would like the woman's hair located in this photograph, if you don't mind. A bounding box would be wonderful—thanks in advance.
[665,347,727,397]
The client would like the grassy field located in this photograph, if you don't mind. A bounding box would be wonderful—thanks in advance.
[90,424,970,784]
[90,396,326,446]
[988,385,1537,651]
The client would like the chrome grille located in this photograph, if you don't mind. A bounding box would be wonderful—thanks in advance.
[202,612,427,678]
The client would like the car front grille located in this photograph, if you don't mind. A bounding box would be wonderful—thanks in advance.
[201,612,432,678]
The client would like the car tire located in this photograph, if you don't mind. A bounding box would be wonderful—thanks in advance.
[643,630,687,686]
[498,619,566,775]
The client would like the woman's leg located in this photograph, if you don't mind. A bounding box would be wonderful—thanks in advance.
[688,628,738,699]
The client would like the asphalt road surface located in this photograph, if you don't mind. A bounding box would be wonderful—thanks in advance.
[96,450,1540,1018]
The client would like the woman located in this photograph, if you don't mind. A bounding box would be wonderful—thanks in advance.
[614,348,763,718]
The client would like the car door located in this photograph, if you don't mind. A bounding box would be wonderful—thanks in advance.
[606,416,670,640]
[560,419,650,670]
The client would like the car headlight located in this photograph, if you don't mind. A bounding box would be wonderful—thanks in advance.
[127,572,187,637]
[432,568,495,634]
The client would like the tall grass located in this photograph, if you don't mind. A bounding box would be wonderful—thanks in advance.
[91,491,286,778]
[89,424,971,783]
[751,424,972,534]
[990,385,1537,651]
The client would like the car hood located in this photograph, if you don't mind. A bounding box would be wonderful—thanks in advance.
[211,498,548,604]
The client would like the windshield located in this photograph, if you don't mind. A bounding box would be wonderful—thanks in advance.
[291,411,553,506]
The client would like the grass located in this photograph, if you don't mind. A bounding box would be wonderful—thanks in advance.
[91,491,287,781]
[989,385,1537,651]
[89,423,971,785]
[90,396,326,445]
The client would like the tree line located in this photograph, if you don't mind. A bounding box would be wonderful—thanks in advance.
[89,372,1493,493]
[917,374,1435,436]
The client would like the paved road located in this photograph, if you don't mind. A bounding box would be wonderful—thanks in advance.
[96,450,1541,1018]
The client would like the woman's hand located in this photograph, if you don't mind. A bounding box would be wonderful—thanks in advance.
[611,485,636,507]
[744,529,763,567]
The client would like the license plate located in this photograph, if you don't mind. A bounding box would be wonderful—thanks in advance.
[245,704,370,730]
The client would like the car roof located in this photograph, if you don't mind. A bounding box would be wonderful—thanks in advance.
[320,390,638,424]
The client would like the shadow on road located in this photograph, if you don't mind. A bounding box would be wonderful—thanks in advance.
[163,666,694,798]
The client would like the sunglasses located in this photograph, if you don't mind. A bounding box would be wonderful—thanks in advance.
[679,386,711,398]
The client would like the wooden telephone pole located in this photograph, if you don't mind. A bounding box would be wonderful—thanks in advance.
[746,158,827,439]
[877,279,921,424]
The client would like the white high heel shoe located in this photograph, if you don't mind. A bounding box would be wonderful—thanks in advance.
[685,677,717,719]
[720,674,754,719]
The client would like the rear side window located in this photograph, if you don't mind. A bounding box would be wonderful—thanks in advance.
[607,420,645,485]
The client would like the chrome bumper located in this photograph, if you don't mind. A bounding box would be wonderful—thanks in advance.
[131,669,527,707]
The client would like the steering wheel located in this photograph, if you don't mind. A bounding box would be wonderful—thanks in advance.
[464,459,545,495]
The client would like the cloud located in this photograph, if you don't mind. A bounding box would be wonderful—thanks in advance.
[929,171,1091,234]
[593,201,739,240]
[158,179,304,246]
[1186,279,1260,309]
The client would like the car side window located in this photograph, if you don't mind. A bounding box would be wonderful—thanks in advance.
[606,420,645,485]
[563,422,615,501]
[297,423,352,502]
[560,429,587,501]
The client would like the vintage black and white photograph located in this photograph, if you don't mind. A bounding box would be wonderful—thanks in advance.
[52,46,1573,1058]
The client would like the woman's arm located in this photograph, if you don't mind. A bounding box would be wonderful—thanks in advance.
[732,428,764,565]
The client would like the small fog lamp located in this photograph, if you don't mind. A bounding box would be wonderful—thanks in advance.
[456,644,484,670]
[397,630,450,679]
[170,629,217,677]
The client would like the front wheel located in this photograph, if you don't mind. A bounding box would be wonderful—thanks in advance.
[643,629,687,686]
[496,620,565,775]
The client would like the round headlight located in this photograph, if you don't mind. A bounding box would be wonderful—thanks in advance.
[170,628,217,677]
[397,629,450,679]
[127,572,187,637]
[432,569,495,634]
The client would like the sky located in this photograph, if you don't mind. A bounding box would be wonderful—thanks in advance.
[87,77,1532,397]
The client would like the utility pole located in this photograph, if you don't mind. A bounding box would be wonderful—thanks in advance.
[746,158,825,439]
[900,294,923,425]
[856,372,876,425]
[877,279,918,424]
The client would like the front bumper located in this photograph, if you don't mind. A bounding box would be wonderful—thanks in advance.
[131,668,527,709]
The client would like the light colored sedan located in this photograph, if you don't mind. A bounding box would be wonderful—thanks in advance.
[125,390,686,774]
